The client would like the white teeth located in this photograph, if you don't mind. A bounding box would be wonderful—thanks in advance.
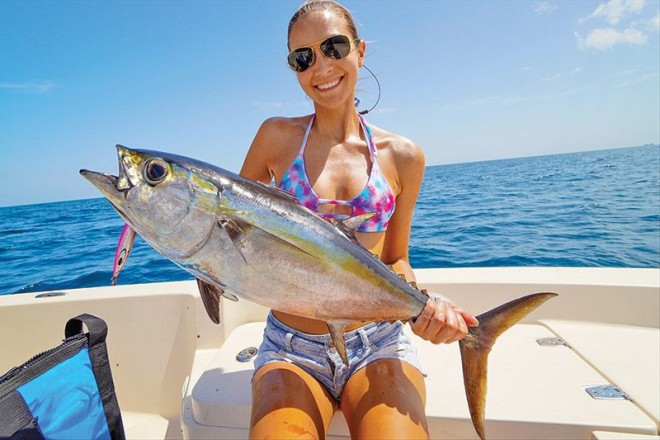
[317,78,341,90]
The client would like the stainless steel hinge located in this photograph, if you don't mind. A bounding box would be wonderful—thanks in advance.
[536,337,569,347]
[585,385,630,400]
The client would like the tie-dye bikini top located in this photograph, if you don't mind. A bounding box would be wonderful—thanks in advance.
[278,114,396,233]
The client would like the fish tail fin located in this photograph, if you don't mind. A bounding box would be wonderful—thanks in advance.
[459,292,557,440]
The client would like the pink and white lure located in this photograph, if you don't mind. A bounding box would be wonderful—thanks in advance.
[111,223,136,286]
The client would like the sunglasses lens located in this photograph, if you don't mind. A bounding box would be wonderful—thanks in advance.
[287,35,353,72]
[320,35,351,59]
[288,48,314,72]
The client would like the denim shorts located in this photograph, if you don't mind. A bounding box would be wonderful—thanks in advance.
[252,312,424,400]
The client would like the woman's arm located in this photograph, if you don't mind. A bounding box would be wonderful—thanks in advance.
[240,118,282,182]
[382,137,478,344]
[380,137,425,283]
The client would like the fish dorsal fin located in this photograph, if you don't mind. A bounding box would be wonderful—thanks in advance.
[218,218,251,264]
[327,320,353,366]
[333,212,377,243]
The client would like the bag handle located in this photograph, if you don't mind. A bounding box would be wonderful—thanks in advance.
[65,313,108,346]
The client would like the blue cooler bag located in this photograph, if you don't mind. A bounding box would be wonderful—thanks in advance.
[0,314,125,439]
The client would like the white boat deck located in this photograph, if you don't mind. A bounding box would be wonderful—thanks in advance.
[183,321,658,439]
[1,268,658,439]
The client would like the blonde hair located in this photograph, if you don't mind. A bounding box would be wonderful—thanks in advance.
[287,0,359,49]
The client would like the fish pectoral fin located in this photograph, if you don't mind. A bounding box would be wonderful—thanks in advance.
[459,292,558,440]
[220,216,319,262]
[327,320,353,366]
[218,218,251,264]
[195,278,234,324]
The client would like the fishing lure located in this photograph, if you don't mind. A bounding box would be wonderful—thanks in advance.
[111,223,136,286]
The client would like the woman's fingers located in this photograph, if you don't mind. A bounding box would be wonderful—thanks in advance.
[411,297,472,344]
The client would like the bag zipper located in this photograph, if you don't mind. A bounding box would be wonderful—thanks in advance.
[0,333,87,384]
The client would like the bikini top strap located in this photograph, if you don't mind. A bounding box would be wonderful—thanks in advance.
[358,114,377,161]
[301,113,376,160]
[298,114,316,155]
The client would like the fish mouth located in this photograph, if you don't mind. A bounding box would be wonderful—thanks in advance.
[80,169,121,197]
[79,169,130,220]
[80,145,135,213]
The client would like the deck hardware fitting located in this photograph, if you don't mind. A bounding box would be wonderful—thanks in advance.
[585,385,630,400]
[236,346,258,362]
[536,337,568,346]
[35,292,67,299]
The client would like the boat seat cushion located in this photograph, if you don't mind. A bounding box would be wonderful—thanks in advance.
[191,322,262,429]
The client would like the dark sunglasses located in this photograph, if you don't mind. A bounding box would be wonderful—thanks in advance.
[287,35,356,73]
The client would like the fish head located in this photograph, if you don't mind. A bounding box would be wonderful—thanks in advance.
[80,145,219,259]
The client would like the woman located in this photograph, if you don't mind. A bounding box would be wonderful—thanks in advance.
[240,1,478,438]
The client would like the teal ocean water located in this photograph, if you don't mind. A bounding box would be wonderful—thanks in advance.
[1,145,658,295]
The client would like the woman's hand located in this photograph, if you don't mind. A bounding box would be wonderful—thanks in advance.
[410,295,479,344]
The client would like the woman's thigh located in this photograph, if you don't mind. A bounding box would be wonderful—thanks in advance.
[251,361,338,439]
[340,359,429,440]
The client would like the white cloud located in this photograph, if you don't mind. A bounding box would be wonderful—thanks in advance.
[575,26,648,49]
[614,71,659,88]
[585,0,646,25]
[541,73,562,82]
[460,67,653,110]
[534,2,558,15]
[0,81,55,93]
[540,66,583,82]
[371,107,395,115]
[250,100,284,109]
[648,12,660,30]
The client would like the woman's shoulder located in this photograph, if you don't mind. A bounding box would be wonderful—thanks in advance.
[249,115,313,159]
[246,115,314,180]
[257,115,313,139]
[368,123,425,167]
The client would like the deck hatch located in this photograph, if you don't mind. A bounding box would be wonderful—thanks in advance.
[585,385,630,400]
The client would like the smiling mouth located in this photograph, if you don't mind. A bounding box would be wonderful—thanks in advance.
[315,76,342,91]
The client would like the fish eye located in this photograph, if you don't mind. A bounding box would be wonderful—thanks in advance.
[143,159,169,185]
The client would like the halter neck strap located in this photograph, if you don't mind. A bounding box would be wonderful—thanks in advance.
[298,113,376,161]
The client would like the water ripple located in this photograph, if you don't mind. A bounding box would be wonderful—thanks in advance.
[1,145,658,295]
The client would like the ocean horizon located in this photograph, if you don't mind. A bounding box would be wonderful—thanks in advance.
[1,144,658,295]
[3,144,658,210]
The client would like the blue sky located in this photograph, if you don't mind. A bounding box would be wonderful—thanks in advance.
[1,0,658,207]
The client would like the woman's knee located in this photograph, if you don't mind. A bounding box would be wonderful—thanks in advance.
[340,359,429,439]
[250,362,336,439]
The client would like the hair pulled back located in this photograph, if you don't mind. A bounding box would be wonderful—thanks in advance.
[288,0,360,49]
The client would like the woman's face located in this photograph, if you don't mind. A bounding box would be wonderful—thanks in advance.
[288,10,365,111]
